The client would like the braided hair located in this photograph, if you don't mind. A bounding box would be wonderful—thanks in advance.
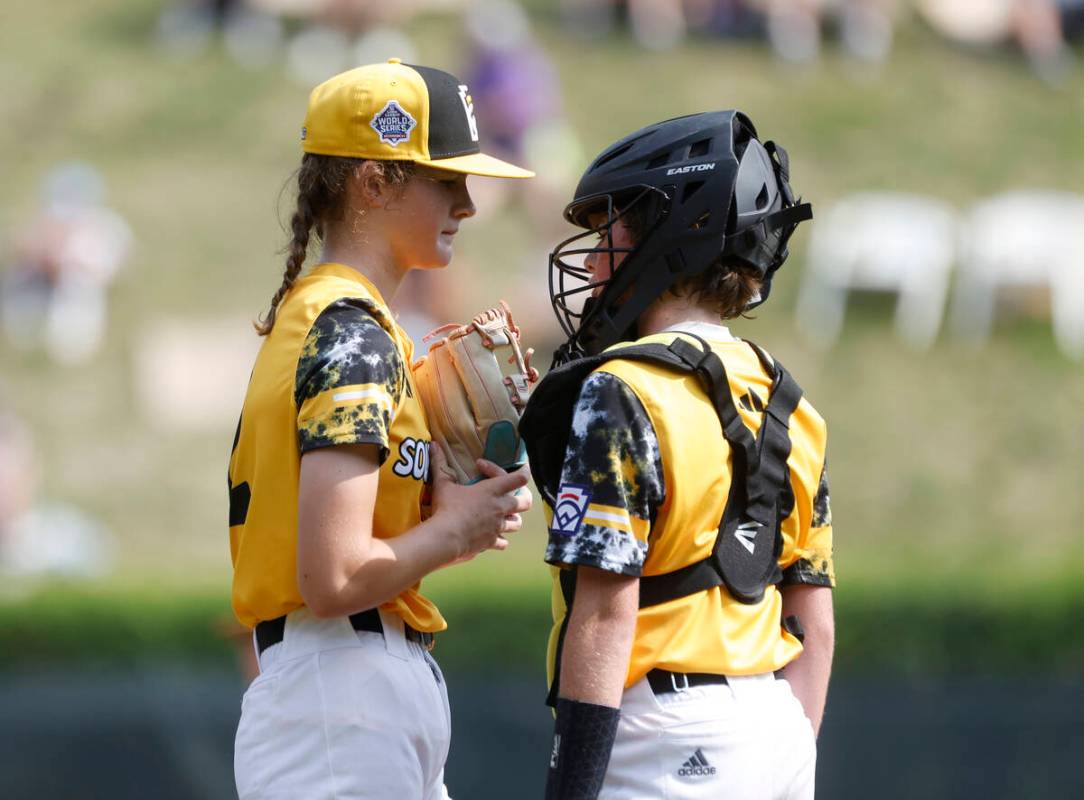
[255,154,414,335]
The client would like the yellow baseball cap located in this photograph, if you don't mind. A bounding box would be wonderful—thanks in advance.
[301,59,534,179]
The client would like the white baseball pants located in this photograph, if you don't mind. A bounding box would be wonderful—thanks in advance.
[234,608,452,800]
[600,673,816,799]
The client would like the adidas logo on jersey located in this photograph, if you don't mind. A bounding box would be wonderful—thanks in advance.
[677,748,716,778]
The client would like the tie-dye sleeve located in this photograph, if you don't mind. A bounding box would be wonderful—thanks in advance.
[782,456,835,587]
[294,299,404,463]
[544,371,664,577]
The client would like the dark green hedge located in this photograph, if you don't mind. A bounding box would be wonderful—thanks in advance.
[1,580,1080,677]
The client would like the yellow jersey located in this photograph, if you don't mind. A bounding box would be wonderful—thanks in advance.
[228,262,444,632]
[545,325,833,689]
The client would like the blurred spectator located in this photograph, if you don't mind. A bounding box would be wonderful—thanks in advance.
[1063,0,1084,37]
[461,0,586,333]
[1,162,132,365]
[628,0,688,50]
[252,0,429,85]
[753,0,898,64]
[156,0,283,68]
[915,0,1079,84]
[559,0,622,39]
[685,0,764,38]
[0,410,113,583]
[558,0,685,48]
[155,0,442,75]
[559,0,896,59]
[464,1,564,169]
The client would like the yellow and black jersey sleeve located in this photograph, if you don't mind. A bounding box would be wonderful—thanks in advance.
[544,371,664,577]
[782,457,834,587]
[295,299,404,462]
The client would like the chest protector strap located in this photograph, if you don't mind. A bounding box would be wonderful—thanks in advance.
[520,334,803,610]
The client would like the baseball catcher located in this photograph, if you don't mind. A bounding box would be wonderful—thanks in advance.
[519,110,835,799]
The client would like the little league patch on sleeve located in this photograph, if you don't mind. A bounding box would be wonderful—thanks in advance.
[370,100,416,146]
[550,483,592,536]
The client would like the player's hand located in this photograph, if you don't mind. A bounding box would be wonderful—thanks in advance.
[429,443,532,561]
[475,457,533,550]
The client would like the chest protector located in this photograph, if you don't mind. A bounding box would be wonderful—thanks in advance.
[520,334,804,607]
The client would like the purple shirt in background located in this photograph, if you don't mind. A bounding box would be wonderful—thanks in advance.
[465,46,562,159]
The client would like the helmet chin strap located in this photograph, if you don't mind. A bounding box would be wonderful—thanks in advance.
[573,250,688,356]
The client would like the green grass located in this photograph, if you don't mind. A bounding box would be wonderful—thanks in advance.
[3,578,1082,677]
[2,2,1083,636]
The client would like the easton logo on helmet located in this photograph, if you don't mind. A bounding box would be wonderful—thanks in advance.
[370,100,417,146]
[666,163,716,176]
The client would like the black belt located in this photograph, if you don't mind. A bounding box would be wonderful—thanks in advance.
[255,608,435,655]
[646,669,730,695]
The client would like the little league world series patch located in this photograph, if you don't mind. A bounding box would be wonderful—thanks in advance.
[550,483,592,536]
[370,100,416,146]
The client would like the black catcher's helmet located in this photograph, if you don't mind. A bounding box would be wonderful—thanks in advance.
[549,110,811,366]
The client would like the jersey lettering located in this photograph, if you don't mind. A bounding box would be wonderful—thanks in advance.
[392,437,431,481]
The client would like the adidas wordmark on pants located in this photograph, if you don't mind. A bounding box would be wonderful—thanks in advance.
[598,673,816,799]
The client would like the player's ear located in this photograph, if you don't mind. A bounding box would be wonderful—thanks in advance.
[352,160,392,210]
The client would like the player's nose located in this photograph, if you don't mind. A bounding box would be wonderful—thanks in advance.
[452,181,476,220]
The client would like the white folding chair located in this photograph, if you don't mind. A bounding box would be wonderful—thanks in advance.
[951,190,1084,360]
[796,192,959,350]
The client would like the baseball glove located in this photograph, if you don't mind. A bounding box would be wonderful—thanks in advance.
[413,301,539,484]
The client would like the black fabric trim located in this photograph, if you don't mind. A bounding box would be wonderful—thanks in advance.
[546,568,577,708]
[408,64,481,159]
[228,481,251,528]
[254,614,285,654]
[781,560,834,587]
[783,613,805,644]
[544,550,643,578]
[297,433,390,465]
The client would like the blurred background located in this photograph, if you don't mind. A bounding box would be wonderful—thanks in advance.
[2,0,1083,797]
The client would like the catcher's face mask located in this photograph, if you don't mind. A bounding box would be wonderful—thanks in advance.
[547,111,812,367]
[548,186,668,357]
